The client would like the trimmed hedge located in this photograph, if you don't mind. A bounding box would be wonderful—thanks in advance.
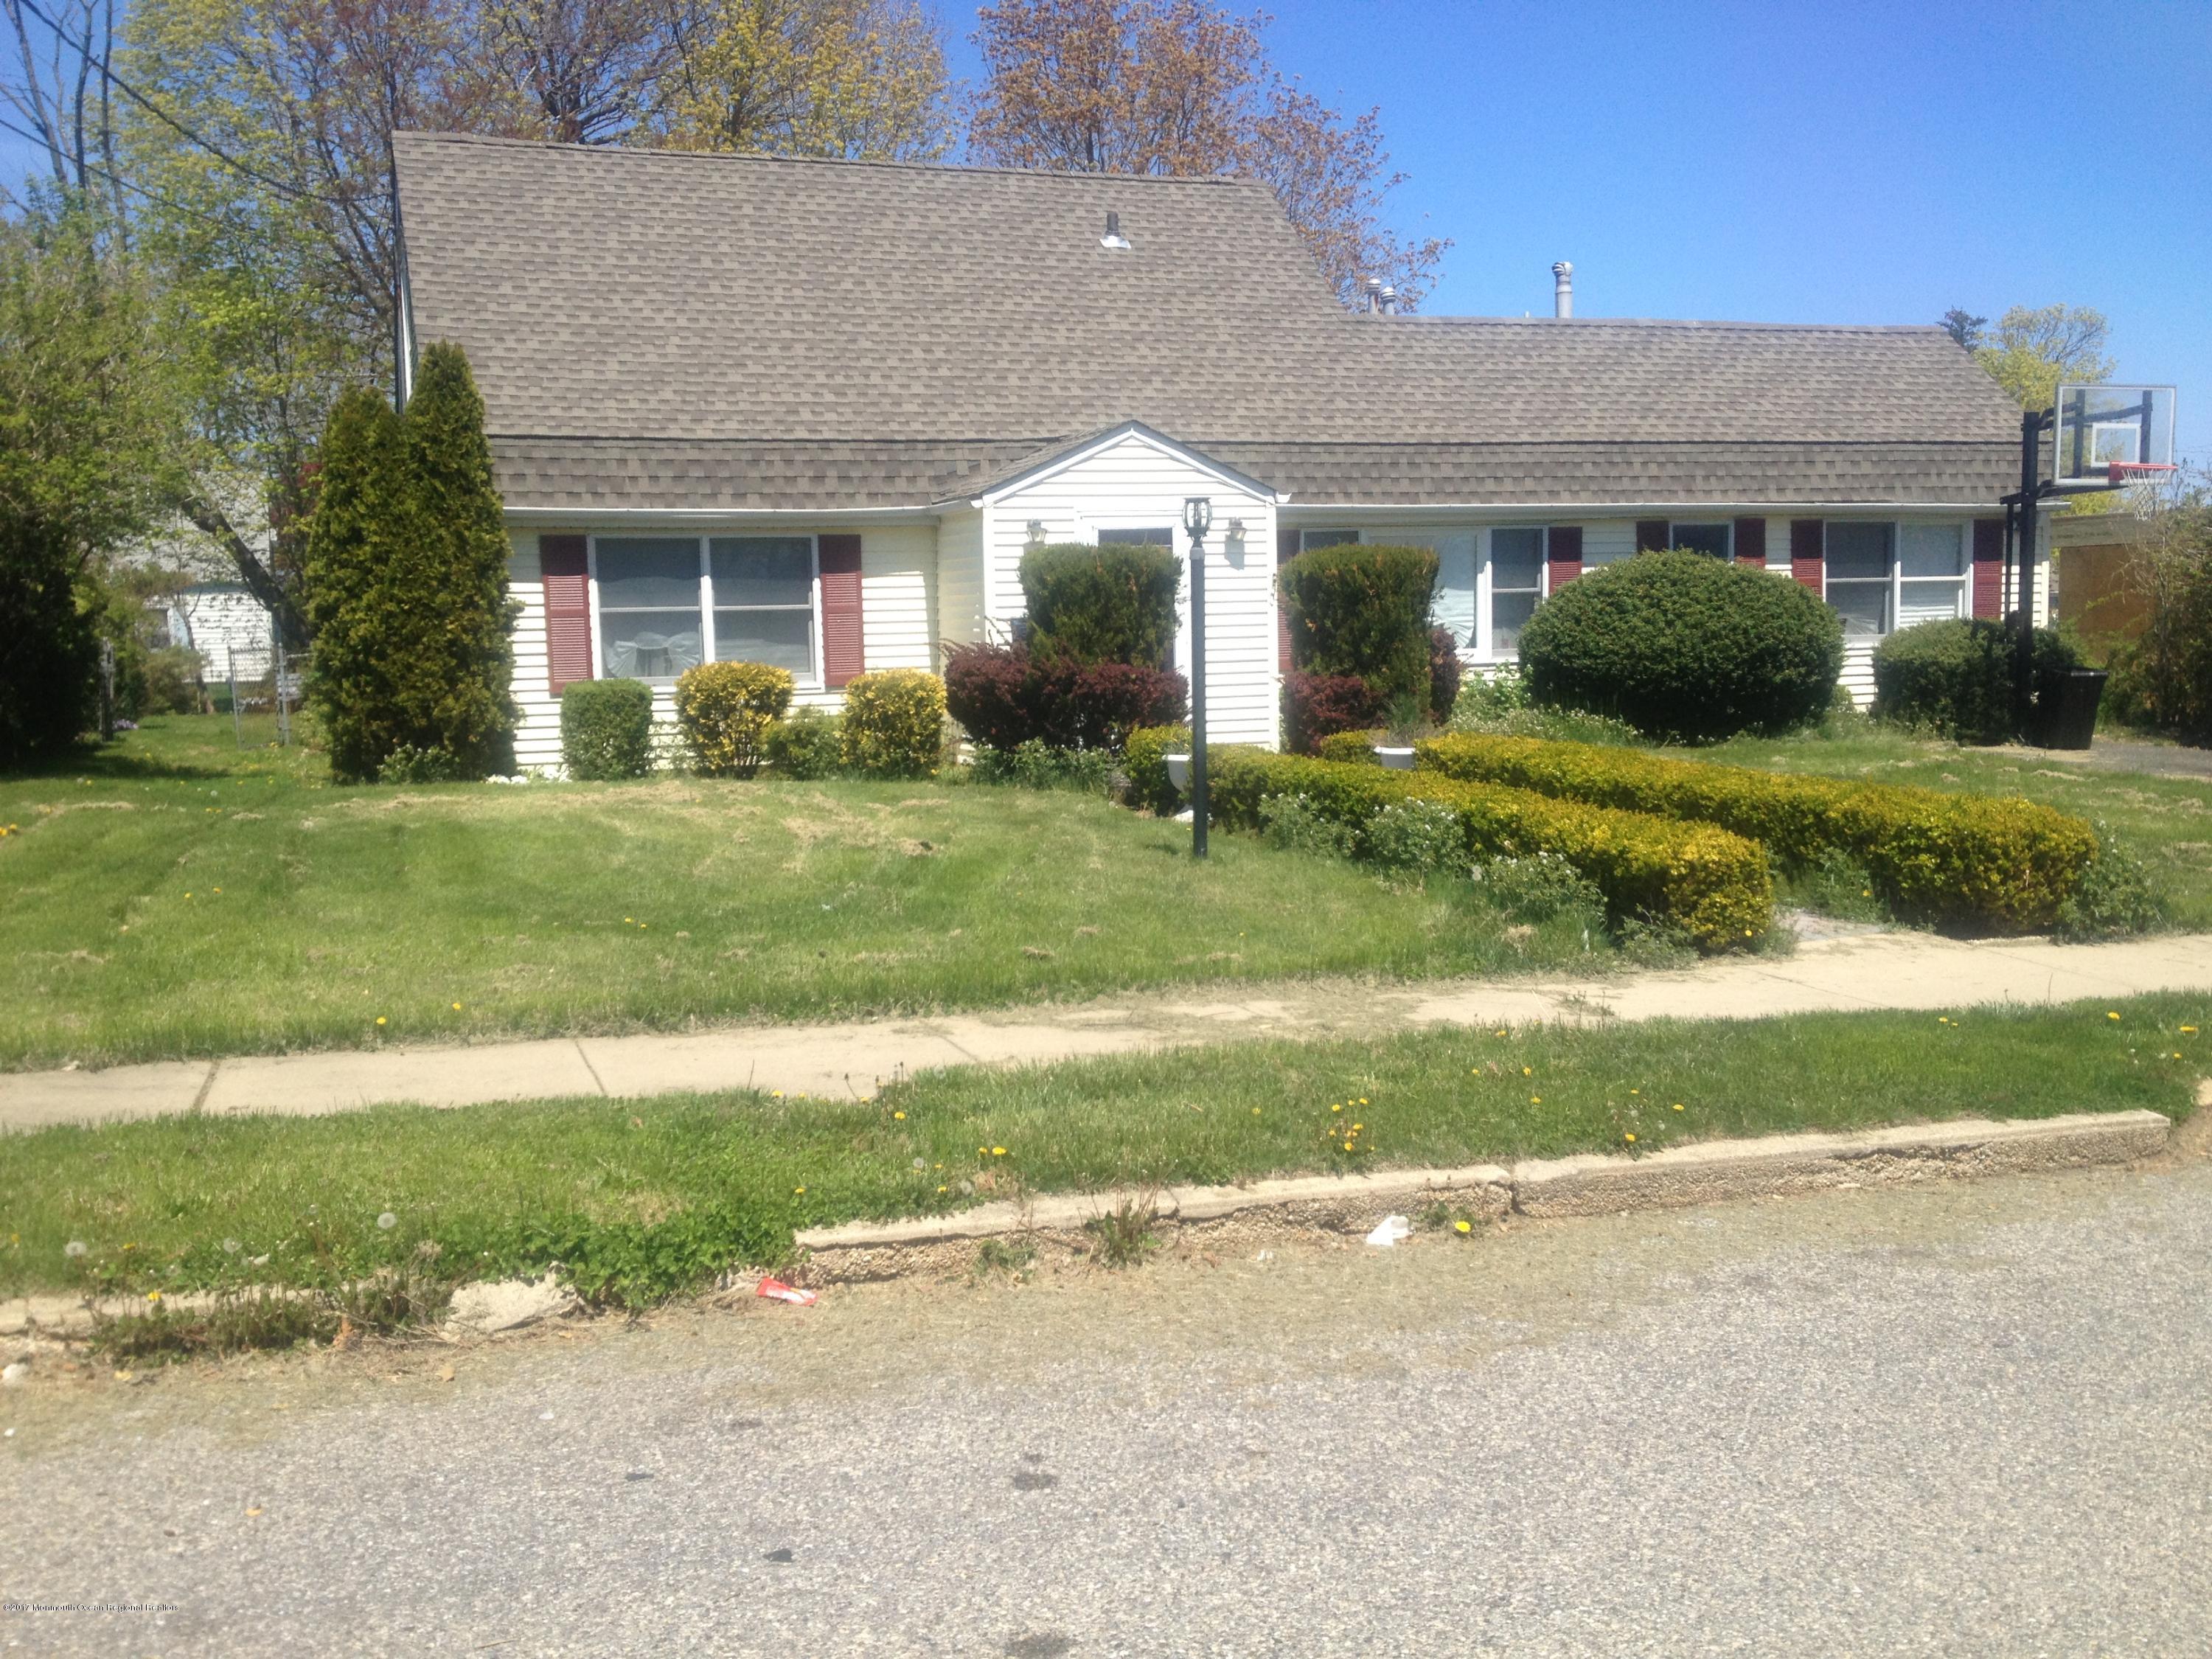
[560,678,654,780]
[1279,542,1439,709]
[763,708,843,778]
[1413,732,2098,932]
[1020,540,1180,667]
[1206,750,1773,950]
[675,661,793,778]
[1517,551,1843,741]
[1124,723,1190,815]
[1871,617,2078,743]
[944,642,1186,753]
[840,668,945,777]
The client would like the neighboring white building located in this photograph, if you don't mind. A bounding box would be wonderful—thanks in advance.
[392,133,2034,770]
[166,582,274,683]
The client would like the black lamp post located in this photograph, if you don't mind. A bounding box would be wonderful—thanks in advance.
[1183,495,1212,858]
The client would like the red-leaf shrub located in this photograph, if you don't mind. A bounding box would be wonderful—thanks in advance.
[945,643,1186,753]
[1282,671,1387,754]
[1429,626,1463,724]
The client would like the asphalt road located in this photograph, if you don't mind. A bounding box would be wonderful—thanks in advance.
[6,1158,2211,1658]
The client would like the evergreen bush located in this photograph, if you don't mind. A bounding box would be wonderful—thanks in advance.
[675,661,793,778]
[841,668,945,777]
[1517,552,1842,742]
[1277,543,1439,709]
[1871,617,2078,742]
[303,344,517,784]
[763,708,844,779]
[560,678,655,780]
[1020,540,1181,666]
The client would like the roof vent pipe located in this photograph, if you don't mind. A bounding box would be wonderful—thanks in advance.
[1551,261,1573,319]
[1100,211,1131,251]
[1379,283,1397,316]
[1363,276,1383,314]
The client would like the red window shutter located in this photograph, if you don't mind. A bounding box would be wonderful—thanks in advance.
[818,533,865,688]
[1276,525,1298,672]
[1547,526,1584,591]
[1789,519,1825,592]
[540,534,593,694]
[1635,519,1669,554]
[1971,518,2004,618]
[1733,518,1767,568]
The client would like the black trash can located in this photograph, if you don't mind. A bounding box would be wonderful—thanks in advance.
[2031,669,2108,751]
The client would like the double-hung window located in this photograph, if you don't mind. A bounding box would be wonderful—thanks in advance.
[593,534,819,683]
[1489,527,1546,650]
[1823,522,1894,641]
[1823,521,1966,641]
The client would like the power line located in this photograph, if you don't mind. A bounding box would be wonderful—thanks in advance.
[10,0,346,207]
[0,107,250,230]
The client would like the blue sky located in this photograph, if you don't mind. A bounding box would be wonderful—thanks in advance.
[950,0,2211,460]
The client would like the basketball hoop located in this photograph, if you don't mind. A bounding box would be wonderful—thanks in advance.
[2106,460,2176,486]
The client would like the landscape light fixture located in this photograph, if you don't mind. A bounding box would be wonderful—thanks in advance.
[1183,496,1213,858]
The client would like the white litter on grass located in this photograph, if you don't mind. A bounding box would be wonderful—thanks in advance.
[1365,1215,1413,1249]
[539,1411,554,1421]
[1,1362,27,1387]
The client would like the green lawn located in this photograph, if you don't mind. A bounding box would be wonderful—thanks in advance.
[1697,721,2212,928]
[0,714,1601,1071]
[4,993,2200,1310]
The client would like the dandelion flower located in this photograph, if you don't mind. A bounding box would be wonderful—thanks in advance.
[375,1016,387,1027]
[451,1002,462,1011]
[936,1185,947,1193]
[1630,1089,1639,1095]
[893,1110,906,1120]
[377,1212,397,1231]
[1358,1098,1368,1105]
[992,1147,1007,1157]
[793,1186,806,1195]
[912,1158,926,1171]
[147,1290,162,1303]
[1522,1066,1532,1077]
[1454,1220,1472,1235]
[2183,1026,2199,1035]
[1332,1104,1343,1113]
[1352,1123,1363,1132]
[771,1090,784,1099]
[1251,1107,1261,1116]
[1672,1103,1684,1112]
[1530,1096,1541,1105]
[64,1239,87,1259]
[2108,1012,2121,1021]
[1624,1133,1637,1144]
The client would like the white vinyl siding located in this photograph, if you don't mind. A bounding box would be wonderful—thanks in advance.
[988,431,1279,746]
[935,507,986,646]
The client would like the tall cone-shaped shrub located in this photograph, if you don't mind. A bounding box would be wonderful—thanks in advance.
[302,345,517,782]
[303,386,409,783]
[394,342,518,776]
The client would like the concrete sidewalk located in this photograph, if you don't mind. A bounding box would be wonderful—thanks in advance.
[4,930,2209,1133]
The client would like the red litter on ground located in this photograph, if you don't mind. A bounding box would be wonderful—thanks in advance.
[756,1278,818,1307]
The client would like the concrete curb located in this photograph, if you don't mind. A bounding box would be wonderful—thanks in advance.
[795,1110,2175,1281]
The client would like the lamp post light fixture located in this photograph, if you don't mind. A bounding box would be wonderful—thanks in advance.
[1183,495,1213,858]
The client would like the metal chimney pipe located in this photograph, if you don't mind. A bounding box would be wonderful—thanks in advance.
[1551,261,1573,319]
[1379,283,1398,316]
[1363,276,1383,314]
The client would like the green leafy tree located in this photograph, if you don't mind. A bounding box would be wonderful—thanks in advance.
[0,205,174,765]
[1974,304,2115,411]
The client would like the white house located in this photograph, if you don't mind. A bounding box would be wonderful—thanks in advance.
[391,132,2035,770]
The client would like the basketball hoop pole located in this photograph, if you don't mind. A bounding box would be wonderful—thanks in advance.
[2011,408,2049,732]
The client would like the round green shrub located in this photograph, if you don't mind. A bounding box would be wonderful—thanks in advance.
[763,707,844,779]
[560,678,655,780]
[1871,617,2079,743]
[1278,543,1439,711]
[1020,541,1180,667]
[675,660,793,778]
[839,668,945,778]
[1517,552,1843,742]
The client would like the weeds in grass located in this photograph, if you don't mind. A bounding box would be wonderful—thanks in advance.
[2055,824,2166,942]
[88,1290,337,1363]
[1084,1197,1160,1268]
[1787,848,1891,924]
[973,1237,1037,1278]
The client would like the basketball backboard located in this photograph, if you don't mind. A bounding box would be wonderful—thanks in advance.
[2053,383,2177,485]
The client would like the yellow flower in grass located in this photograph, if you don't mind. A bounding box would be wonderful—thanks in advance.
[793,1186,805,1195]
[1454,1220,1472,1235]
[1251,1107,1261,1116]
[992,1147,1007,1157]
[893,1110,906,1121]
[1530,1096,1542,1105]
[1672,1103,1684,1112]
[2108,1012,2121,1021]
[1332,1104,1343,1113]
[1624,1133,1637,1144]
[2183,1026,2199,1035]
[375,1017,387,1027]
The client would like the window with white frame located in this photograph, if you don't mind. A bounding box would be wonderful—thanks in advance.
[1897,523,1967,627]
[594,534,818,683]
[1489,526,1546,650]
[1823,521,1966,641]
[1669,521,1732,558]
[1299,529,1360,551]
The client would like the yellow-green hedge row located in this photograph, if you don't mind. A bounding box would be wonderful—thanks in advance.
[1411,732,2098,932]
[1123,727,1773,950]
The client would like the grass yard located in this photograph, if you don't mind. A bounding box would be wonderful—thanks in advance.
[1697,721,2212,928]
[0,715,1602,1071]
[2,993,2200,1313]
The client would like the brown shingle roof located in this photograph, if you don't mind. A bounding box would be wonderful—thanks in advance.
[394,131,2021,508]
